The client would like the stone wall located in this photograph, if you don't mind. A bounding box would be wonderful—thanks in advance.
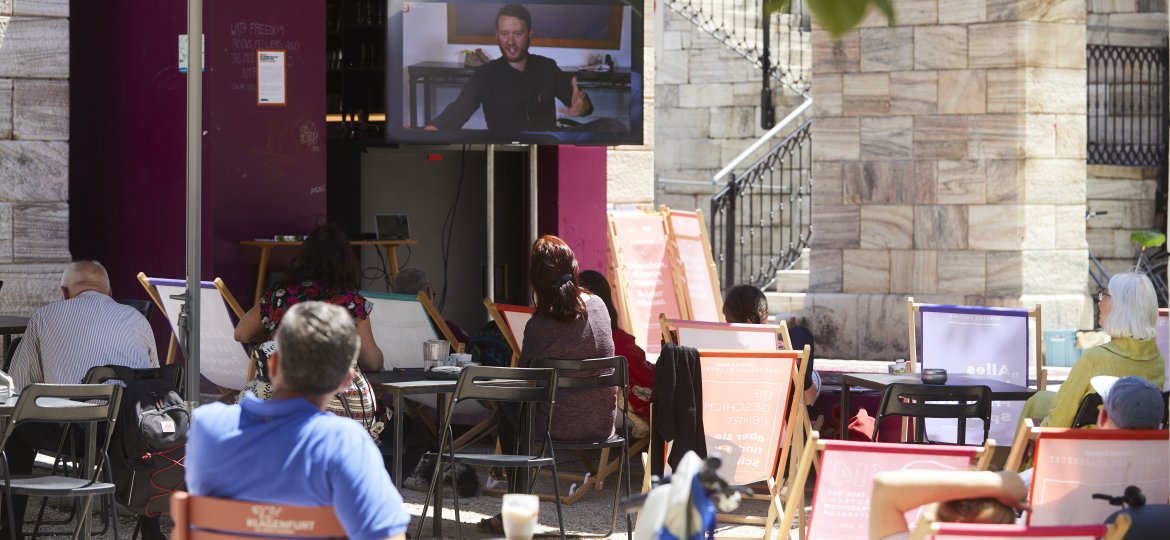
[0,0,71,315]
[1087,165,1161,279]
[1088,0,1166,46]
[653,6,806,213]
[808,1,1091,360]
[607,0,657,207]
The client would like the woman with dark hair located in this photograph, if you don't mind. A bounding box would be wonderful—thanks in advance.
[722,284,820,405]
[234,223,384,435]
[518,236,618,442]
[578,269,653,435]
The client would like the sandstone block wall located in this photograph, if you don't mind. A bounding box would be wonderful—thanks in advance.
[0,0,71,315]
[809,1,1091,359]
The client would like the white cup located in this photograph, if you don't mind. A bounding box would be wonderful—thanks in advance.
[501,493,540,540]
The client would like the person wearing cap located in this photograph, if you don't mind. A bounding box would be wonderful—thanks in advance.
[1021,271,1166,429]
[1092,375,1165,429]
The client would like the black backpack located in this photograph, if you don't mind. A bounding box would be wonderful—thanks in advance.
[89,364,190,517]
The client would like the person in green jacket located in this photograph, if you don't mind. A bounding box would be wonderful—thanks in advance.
[1021,271,1166,429]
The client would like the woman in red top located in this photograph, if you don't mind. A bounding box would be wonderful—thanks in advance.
[579,270,653,432]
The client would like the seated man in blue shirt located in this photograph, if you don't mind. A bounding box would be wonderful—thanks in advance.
[188,301,409,540]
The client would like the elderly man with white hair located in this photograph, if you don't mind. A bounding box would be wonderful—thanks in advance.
[3,260,158,539]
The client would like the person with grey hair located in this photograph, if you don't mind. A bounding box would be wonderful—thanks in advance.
[1020,271,1166,428]
[188,302,409,540]
[3,260,158,539]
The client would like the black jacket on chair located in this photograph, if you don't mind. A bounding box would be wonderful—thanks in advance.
[652,343,706,474]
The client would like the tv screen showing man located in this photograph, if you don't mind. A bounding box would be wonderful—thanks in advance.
[387,0,644,146]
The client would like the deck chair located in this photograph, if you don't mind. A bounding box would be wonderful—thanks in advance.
[169,491,345,539]
[686,348,811,539]
[779,432,993,540]
[1008,426,1169,526]
[484,298,535,367]
[659,315,790,351]
[662,207,724,323]
[908,298,1043,445]
[907,513,1127,540]
[138,273,250,391]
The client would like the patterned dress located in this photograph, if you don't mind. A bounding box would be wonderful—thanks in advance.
[245,280,382,438]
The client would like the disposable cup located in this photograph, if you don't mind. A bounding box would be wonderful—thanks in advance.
[501,493,539,540]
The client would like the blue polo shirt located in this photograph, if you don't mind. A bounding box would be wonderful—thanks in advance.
[187,393,409,540]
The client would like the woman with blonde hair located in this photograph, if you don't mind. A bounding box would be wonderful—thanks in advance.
[1021,270,1165,428]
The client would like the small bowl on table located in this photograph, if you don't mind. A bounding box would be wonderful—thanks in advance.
[920,368,948,385]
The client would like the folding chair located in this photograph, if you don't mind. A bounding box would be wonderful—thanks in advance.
[659,315,790,350]
[169,491,345,539]
[415,366,565,540]
[484,298,535,367]
[779,432,993,540]
[1071,392,1105,428]
[114,298,154,320]
[361,290,465,371]
[907,516,1127,540]
[138,273,250,390]
[0,384,123,540]
[908,298,1044,445]
[661,207,724,323]
[872,383,993,445]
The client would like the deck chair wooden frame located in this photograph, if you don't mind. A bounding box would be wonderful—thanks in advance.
[906,507,1128,540]
[484,298,535,367]
[908,297,1046,390]
[659,315,792,351]
[683,347,812,540]
[170,491,346,539]
[662,206,724,322]
[138,272,251,390]
[1005,422,1169,526]
[607,208,687,353]
[780,432,994,540]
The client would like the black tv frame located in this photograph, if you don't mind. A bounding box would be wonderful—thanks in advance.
[385,0,644,146]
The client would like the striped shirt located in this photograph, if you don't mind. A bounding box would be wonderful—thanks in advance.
[10,291,159,390]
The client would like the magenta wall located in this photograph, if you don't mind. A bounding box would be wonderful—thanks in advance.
[70,0,325,317]
[537,146,608,274]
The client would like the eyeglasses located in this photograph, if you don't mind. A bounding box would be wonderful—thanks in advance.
[1097,290,1111,302]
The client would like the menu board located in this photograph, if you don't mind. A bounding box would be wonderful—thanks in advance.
[920,305,1030,444]
[808,441,978,539]
[608,211,683,355]
[699,351,796,485]
[1029,429,1169,526]
[150,278,249,390]
[666,209,722,322]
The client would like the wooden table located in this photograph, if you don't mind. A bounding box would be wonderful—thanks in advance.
[0,315,29,360]
[838,372,1037,441]
[240,239,417,305]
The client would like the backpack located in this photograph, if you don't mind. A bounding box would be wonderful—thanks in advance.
[93,364,190,517]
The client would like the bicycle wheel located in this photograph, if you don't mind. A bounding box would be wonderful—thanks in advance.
[1150,253,1170,308]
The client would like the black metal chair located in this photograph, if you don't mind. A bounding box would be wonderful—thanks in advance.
[0,383,123,540]
[414,366,565,540]
[114,298,154,320]
[533,356,632,539]
[2,337,18,373]
[1072,392,1105,428]
[871,383,992,445]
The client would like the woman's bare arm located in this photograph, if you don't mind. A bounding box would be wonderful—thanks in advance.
[234,306,267,344]
[355,316,384,372]
[869,470,1027,540]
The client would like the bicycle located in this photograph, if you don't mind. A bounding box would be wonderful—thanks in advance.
[1086,210,1169,314]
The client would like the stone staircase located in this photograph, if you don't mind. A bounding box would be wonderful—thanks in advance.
[766,247,809,319]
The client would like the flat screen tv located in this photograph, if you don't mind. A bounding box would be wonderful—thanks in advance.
[386,0,644,145]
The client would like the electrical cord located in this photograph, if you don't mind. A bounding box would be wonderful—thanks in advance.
[438,145,469,311]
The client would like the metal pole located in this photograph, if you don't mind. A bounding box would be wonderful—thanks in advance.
[185,0,203,407]
[528,144,538,300]
[486,145,495,301]
[759,0,775,129]
[724,182,738,288]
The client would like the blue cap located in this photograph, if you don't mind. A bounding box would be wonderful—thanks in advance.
[1092,376,1164,429]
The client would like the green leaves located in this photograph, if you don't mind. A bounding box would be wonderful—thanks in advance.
[765,0,896,38]
[1131,230,1167,249]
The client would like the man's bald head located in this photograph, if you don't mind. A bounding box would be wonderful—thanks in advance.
[61,261,112,299]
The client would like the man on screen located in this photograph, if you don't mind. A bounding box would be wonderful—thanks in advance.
[424,3,593,133]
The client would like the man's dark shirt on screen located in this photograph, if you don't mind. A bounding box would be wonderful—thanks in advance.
[429,55,576,133]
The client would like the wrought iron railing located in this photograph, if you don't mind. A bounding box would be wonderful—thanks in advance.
[1087,43,1169,167]
[662,0,811,97]
[710,119,812,289]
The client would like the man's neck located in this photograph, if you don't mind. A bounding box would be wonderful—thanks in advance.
[270,387,331,410]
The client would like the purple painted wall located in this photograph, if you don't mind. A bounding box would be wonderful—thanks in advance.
[536,146,608,273]
[70,0,325,317]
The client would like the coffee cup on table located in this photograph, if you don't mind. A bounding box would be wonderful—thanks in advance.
[502,493,540,540]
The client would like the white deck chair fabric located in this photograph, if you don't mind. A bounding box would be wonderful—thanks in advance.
[675,320,779,350]
[150,278,249,390]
